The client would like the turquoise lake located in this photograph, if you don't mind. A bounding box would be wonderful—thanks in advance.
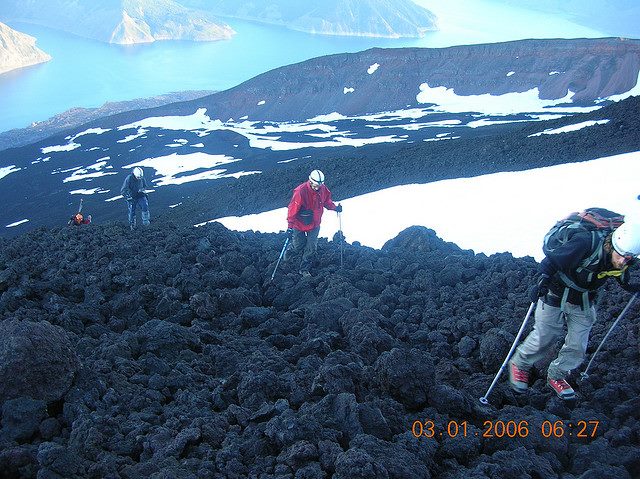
[0,0,616,135]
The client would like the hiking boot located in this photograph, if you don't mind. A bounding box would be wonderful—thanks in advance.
[508,360,529,393]
[548,378,575,400]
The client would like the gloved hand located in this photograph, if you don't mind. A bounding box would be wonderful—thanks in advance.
[335,204,343,213]
[125,195,133,202]
[286,228,294,240]
[621,269,640,293]
[622,282,640,293]
[529,274,550,303]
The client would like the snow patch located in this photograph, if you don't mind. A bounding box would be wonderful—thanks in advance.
[528,119,610,137]
[5,219,29,228]
[0,166,21,180]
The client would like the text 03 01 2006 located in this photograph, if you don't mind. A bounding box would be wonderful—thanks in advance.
[411,420,600,439]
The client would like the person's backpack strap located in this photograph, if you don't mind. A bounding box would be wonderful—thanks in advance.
[555,230,605,316]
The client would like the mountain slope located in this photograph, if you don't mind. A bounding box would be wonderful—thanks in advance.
[0,21,50,74]
[149,37,640,123]
[179,0,438,38]
[1,38,639,236]
[0,0,234,44]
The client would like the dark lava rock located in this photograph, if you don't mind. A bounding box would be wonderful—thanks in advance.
[1,398,47,441]
[0,319,80,403]
[374,348,435,410]
[0,221,638,478]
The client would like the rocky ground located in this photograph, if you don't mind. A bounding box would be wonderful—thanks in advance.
[1,220,639,478]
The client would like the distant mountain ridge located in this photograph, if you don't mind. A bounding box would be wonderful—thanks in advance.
[0,21,50,74]
[157,0,438,38]
[0,0,234,44]
[0,0,436,43]
[161,37,640,123]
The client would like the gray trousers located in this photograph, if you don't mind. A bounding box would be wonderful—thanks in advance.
[511,299,596,380]
[284,227,320,272]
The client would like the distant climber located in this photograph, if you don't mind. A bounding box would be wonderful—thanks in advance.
[68,212,91,226]
[509,210,640,400]
[121,167,151,230]
[67,198,91,226]
[284,169,342,277]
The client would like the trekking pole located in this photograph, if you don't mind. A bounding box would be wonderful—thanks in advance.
[581,292,638,380]
[78,198,83,213]
[338,209,343,268]
[479,301,536,405]
[270,237,290,281]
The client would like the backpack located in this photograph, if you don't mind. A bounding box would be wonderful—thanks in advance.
[542,207,624,310]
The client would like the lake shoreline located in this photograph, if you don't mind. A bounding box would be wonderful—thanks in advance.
[0,90,214,152]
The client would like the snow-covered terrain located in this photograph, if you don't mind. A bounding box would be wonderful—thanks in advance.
[210,152,640,261]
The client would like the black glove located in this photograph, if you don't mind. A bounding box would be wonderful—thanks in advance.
[621,269,640,293]
[335,204,343,213]
[529,274,550,303]
[622,283,640,293]
[286,228,294,240]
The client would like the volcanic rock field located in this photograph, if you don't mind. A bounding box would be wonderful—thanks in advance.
[1,218,639,478]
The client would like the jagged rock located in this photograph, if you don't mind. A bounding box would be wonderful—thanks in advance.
[0,220,638,477]
[0,320,80,404]
[1,398,47,441]
[135,319,200,357]
[334,447,389,479]
[374,348,435,409]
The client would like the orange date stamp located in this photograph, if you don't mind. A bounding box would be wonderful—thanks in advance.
[411,419,600,439]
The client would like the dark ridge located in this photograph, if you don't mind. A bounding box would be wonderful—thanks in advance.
[0,219,639,477]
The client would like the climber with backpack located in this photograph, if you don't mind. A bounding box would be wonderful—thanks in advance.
[284,170,342,277]
[67,198,91,226]
[508,208,640,400]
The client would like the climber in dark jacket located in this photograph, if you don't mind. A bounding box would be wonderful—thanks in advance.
[121,167,151,230]
[509,220,640,400]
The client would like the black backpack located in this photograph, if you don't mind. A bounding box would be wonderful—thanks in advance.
[542,207,624,309]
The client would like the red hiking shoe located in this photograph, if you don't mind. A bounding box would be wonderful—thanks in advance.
[508,361,529,393]
[548,378,575,400]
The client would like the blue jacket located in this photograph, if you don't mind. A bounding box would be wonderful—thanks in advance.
[120,174,148,200]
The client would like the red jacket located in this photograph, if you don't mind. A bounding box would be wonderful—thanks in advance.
[287,181,337,231]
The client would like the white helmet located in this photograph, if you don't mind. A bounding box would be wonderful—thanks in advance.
[309,169,325,185]
[612,221,640,257]
[133,167,143,179]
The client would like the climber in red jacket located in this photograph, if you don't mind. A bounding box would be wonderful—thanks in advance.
[284,170,342,276]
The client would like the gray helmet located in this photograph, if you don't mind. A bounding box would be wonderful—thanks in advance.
[309,169,325,185]
[612,221,640,257]
[133,167,143,179]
